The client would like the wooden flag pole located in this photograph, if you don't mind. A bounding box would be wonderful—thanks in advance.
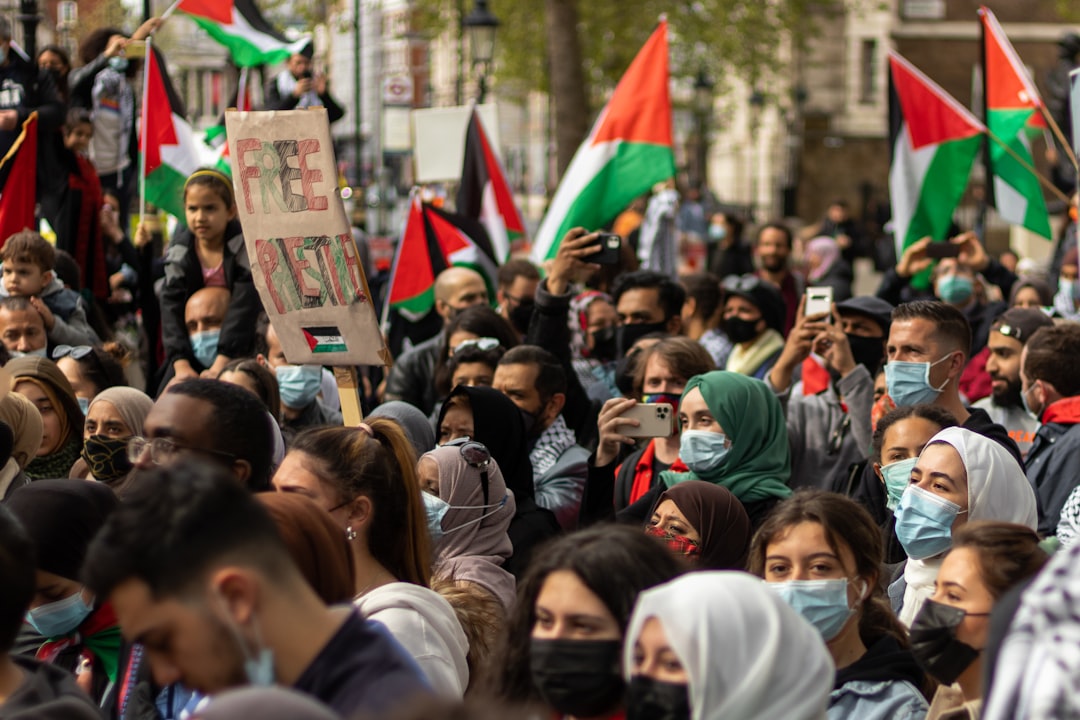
[986,127,1072,206]
[1037,103,1080,177]
[333,367,364,426]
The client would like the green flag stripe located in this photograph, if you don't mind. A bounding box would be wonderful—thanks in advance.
[190,17,292,67]
[908,134,983,244]
[987,108,1051,238]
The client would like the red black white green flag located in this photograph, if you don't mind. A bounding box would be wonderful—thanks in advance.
[0,112,37,246]
[457,108,525,262]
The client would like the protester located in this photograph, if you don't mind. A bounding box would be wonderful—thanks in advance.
[624,571,834,720]
[912,522,1047,719]
[720,274,786,379]
[72,386,152,487]
[817,200,863,265]
[972,308,1053,458]
[8,356,85,480]
[52,343,128,413]
[1007,277,1052,310]
[706,212,754,280]
[1052,247,1080,320]
[1020,323,1080,536]
[646,480,750,569]
[83,462,430,715]
[368,400,436,460]
[0,296,48,358]
[219,357,282,421]
[0,503,103,719]
[496,259,540,336]
[419,443,517,612]
[131,379,275,492]
[149,169,259,391]
[261,322,341,433]
[0,17,64,159]
[428,577,503,694]
[804,235,853,301]
[492,525,684,718]
[753,221,804,333]
[611,269,684,357]
[273,422,469,696]
[891,427,1037,626]
[0,231,100,347]
[751,490,929,719]
[36,44,71,100]
[263,44,344,122]
[443,341,504,393]
[568,290,617,394]
[5,479,120,710]
[679,272,731,367]
[431,305,519,402]
[436,385,560,577]
[0,392,41,499]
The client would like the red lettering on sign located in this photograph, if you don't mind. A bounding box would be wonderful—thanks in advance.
[254,237,286,313]
[283,236,320,304]
[297,139,328,211]
[236,138,263,215]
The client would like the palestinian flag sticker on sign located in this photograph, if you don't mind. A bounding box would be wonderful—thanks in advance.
[303,326,348,354]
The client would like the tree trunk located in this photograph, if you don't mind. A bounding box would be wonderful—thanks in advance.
[544,0,589,180]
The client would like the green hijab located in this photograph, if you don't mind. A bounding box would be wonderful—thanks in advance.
[659,371,792,503]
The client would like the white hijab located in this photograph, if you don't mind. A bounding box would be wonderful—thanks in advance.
[901,427,1037,625]
[624,571,834,720]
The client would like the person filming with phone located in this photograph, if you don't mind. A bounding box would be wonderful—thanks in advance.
[264,44,344,123]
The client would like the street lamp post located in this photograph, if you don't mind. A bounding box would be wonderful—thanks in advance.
[463,0,498,103]
[748,89,765,219]
[18,0,38,60]
[692,67,714,190]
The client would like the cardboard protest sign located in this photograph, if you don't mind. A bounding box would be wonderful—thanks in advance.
[225,108,390,369]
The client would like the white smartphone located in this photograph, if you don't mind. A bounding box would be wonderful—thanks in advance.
[805,286,833,321]
[621,403,675,438]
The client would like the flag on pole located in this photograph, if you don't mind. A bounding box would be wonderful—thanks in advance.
[457,108,525,263]
[176,0,309,68]
[530,20,675,264]
[387,194,499,322]
[141,47,219,219]
[888,52,984,259]
[979,5,1052,239]
[0,113,37,246]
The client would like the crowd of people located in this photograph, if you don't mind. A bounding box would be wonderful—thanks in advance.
[2,13,1080,720]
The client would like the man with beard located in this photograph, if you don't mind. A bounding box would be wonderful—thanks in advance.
[973,308,1053,458]
[753,222,803,333]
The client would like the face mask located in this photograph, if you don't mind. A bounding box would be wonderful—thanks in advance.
[846,334,885,375]
[1022,382,1042,422]
[275,364,322,409]
[529,639,624,718]
[189,329,221,368]
[508,299,535,335]
[217,593,275,687]
[910,598,986,685]
[725,316,761,344]
[625,675,691,720]
[616,321,668,359]
[708,223,727,241]
[884,353,953,407]
[1060,278,1079,301]
[519,406,540,438]
[422,490,449,543]
[880,457,917,512]
[680,429,730,475]
[769,578,862,641]
[82,434,134,484]
[26,591,93,638]
[77,396,91,415]
[10,347,48,359]
[894,484,964,560]
[644,523,702,560]
[937,275,974,305]
[590,325,616,362]
[108,56,129,72]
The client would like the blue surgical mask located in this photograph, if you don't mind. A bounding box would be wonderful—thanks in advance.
[108,56,129,72]
[884,354,953,407]
[245,648,275,687]
[422,491,450,543]
[937,275,973,305]
[1060,278,1079,301]
[769,578,863,641]
[679,429,730,475]
[26,591,93,638]
[275,364,322,409]
[10,347,48,359]
[894,484,965,560]
[880,457,917,512]
[189,329,220,368]
[708,223,727,241]
[1022,382,1042,422]
[77,396,91,415]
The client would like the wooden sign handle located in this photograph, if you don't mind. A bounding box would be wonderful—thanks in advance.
[333,366,364,427]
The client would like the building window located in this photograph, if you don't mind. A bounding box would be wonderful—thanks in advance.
[859,39,877,105]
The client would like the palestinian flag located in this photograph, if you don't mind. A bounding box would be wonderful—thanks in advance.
[0,112,37,246]
[176,0,308,68]
[980,5,1051,238]
[457,108,525,262]
[141,45,218,219]
[888,52,984,261]
[387,194,498,322]
[530,20,674,263]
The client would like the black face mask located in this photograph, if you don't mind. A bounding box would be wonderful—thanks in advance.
[725,316,761,344]
[616,320,668,358]
[590,325,617,362]
[910,599,985,685]
[519,405,540,438]
[81,435,134,485]
[625,675,691,720]
[508,299,536,335]
[529,639,624,718]
[845,333,885,375]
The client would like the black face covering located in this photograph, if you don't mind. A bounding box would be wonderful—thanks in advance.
[508,299,536,335]
[725,316,761,344]
[845,333,885,375]
[910,599,985,685]
[625,676,692,720]
[616,320,668,358]
[81,435,134,485]
[590,325,617,362]
[529,639,625,717]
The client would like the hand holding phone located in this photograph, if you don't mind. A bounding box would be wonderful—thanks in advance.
[582,233,622,265]
[925,242,961,259]
[804,286,833,321]
[620,403,675,438]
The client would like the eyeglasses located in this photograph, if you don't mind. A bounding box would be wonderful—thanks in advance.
[452,337,501,355]
[52,345,94,361]
[126,436,237,466]
[442,437,493,503]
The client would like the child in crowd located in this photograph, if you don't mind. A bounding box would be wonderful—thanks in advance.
[0,230,100,347]
[143,168,259,392]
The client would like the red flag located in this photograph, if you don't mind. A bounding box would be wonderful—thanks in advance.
[0,113,38,246]
[457,109,526,260]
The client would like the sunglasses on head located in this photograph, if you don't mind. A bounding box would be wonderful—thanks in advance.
[722,275,763,294]
[52,345,94,361]
[442,437,493,504]
[452,337,501,355]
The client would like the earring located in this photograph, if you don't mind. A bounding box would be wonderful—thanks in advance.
[345,525,357,541]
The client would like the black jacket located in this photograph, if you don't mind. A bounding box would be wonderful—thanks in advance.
[264,71,345,123]
[383,332,442,416]
[834,634,924,690]
[1,655,104,719]
[0,53,64,158]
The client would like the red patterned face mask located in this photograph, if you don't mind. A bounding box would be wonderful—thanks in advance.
[644,523,702,560]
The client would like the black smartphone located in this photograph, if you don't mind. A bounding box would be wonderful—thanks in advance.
[583,233,621,265]
[926,242,961,259]
[299,69,314,80]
